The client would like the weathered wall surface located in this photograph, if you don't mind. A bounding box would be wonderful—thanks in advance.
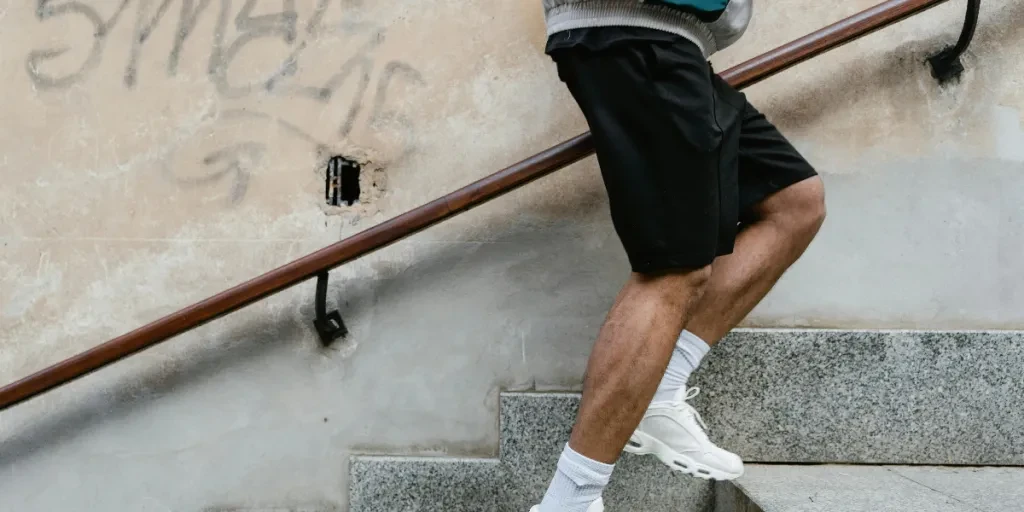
[1,0,1022,510]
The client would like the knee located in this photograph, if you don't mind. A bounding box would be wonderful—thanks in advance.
[761,176,826,237]
[802,178,827,232]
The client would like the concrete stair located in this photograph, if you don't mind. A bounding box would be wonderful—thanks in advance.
[348,330,1024,511]
[350,392,713,511]
[726,465,1024,512]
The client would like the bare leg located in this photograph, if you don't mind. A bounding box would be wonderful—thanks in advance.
[687,177,826,345]
[616,177,826,483]
[567,178,823,464]
[568,266,712,463]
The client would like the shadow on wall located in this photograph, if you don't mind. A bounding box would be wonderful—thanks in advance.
[0,220,519,465]
[0,316,304,468]
[0,206,611,468]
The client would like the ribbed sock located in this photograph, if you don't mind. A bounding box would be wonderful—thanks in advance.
[538,443,613,512]
[653,329,711,403]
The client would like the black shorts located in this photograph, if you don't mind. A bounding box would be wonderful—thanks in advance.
[551,32,818,273]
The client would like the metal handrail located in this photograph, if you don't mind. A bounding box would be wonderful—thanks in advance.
[0,0,960,412]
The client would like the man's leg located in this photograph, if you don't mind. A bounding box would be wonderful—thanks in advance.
[535,268,711,512]
[569,268,712,463]
[631,178,824,481]
[653,176,826,402]
[537,35,737,511]
[654,93,828,401]
[688,176,826,344]
[634,86,827,482]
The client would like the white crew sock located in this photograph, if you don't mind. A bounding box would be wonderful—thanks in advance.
[653,329,711,403]
[538,443,614,512]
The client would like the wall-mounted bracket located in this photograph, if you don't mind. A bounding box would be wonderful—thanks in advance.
[313,271,348,346]
[927,0,980,84]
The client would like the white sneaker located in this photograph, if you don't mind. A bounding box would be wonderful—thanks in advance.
[529,497,604,512]
[624,386,743,480]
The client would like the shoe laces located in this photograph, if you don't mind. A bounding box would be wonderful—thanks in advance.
[668,386,709,432]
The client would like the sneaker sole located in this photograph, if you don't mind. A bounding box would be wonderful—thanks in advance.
[623,430,744,481]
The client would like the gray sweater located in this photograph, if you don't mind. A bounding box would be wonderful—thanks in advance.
[542,0,753,57]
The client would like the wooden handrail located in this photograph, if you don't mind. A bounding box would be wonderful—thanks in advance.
[0,0,952,412]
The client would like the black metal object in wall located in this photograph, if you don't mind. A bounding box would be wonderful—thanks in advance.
[313,271,348,346]
[927,0,980,84]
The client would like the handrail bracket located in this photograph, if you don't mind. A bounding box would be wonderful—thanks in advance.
[927,0,980,84]
[314,271,348,346]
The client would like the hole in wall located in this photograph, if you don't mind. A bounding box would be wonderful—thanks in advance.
[325,156,361,207]
[318,149,388,221]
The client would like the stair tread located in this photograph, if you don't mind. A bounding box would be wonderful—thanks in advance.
[737,464,1024,511]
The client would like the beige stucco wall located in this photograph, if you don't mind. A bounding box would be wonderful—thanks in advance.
[2,0,1023,510]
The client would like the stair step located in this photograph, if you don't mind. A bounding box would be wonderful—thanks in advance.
[499,392,713,511]
[348,457,508,511]
[731,464,1024,511]
[350,392,712,512]
[497,330,1024,467]
[690,330,1024,465]
[349,330,1024,510]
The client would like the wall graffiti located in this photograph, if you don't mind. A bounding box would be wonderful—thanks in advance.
[26,0,426,206]
[27,0,131,89]
[169,141,264,204]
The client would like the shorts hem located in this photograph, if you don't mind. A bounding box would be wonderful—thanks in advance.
[628,253,726,274]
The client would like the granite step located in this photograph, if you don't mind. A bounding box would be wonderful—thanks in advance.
[348,457,510,511]
[349,330,1024,511]
[686,329,1024,465]
[727,464,1024,512]
[349,392,713,512]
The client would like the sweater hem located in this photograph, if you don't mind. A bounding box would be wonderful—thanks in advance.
[545,2,717,57]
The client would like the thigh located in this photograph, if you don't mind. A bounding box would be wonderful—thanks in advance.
[553,39,734,273]
[734,99,819,224]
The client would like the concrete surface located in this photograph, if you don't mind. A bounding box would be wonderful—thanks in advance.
[736,465,1024,512]
[3,0,1024,510]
